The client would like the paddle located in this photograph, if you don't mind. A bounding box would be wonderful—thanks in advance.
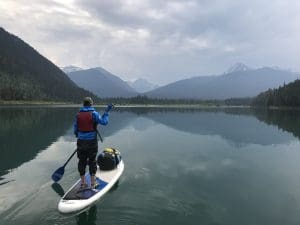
[51,149,77,182]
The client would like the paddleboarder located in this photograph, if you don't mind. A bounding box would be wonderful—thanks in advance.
[74,97,113,189]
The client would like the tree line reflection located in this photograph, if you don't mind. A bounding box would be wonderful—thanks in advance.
[1,106,299,176]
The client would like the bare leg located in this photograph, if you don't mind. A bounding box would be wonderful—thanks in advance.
[91,175,95,186]
[81,175,86,184]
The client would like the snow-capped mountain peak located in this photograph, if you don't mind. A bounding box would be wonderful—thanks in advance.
[227,63,251,74]
[127,78,159,93]
[62,65,83,73]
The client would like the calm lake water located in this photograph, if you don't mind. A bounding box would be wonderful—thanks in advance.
[1,106,300,225]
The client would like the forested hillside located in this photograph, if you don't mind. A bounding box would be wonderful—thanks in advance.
[0,27,96,102]
[253,79,300,107]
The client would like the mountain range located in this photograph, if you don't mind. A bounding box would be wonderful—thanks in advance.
[145,65,299,99]
[63,63,299,100]
[1,26,299,102]
[63,62,299,100]
[0,27,96,102]
[65,67,137,98]
[63,68,159,97]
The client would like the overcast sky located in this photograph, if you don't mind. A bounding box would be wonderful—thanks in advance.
[1,0,300,85]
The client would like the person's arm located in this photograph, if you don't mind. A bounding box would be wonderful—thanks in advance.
[93,111,109,126]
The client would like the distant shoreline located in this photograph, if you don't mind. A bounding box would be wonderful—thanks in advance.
[0,100,249,108]
[1,101,300,110]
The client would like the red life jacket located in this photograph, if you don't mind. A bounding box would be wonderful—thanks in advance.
[77,111,96,132]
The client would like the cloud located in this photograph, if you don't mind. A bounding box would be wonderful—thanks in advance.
[0,0,300,84]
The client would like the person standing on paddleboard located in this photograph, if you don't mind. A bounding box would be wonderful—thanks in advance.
[74,97,113,189]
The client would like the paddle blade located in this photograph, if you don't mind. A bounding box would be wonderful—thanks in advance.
[51,166,65,182]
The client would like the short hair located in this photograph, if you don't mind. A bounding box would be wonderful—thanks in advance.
[83,97,93,106]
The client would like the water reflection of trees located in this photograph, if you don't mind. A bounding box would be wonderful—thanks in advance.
[0,107,76,175]
[253,108,300,139]
[120,107,300,144]
[76,205,97,225]
[127,107,293,145]
[0,107,139,175]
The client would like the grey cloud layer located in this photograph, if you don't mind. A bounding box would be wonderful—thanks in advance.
[0,0,299,84]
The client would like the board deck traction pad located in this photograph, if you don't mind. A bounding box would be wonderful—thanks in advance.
[63,174,108,200]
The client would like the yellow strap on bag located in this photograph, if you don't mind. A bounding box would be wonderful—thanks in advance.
[104,147,120,155]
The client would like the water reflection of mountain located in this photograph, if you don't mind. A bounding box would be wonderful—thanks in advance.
[124,108,294,145]
[0,107,76,175]
[100,110,141,136]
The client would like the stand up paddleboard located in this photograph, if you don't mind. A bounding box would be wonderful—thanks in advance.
[58,149,124,214]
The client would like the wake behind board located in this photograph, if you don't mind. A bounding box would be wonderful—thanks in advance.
[58,160,124,214]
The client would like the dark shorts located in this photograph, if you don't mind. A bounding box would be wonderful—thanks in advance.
[77,139,98,176]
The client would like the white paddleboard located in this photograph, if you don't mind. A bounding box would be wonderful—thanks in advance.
[58,160,124,214]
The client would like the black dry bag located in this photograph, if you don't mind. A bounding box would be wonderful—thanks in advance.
[97,148,122,171]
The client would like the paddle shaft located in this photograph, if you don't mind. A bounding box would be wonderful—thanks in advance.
[63,149,77,167]
[96,129,103,143]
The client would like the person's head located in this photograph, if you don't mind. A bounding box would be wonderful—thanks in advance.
[83,97,93,106]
